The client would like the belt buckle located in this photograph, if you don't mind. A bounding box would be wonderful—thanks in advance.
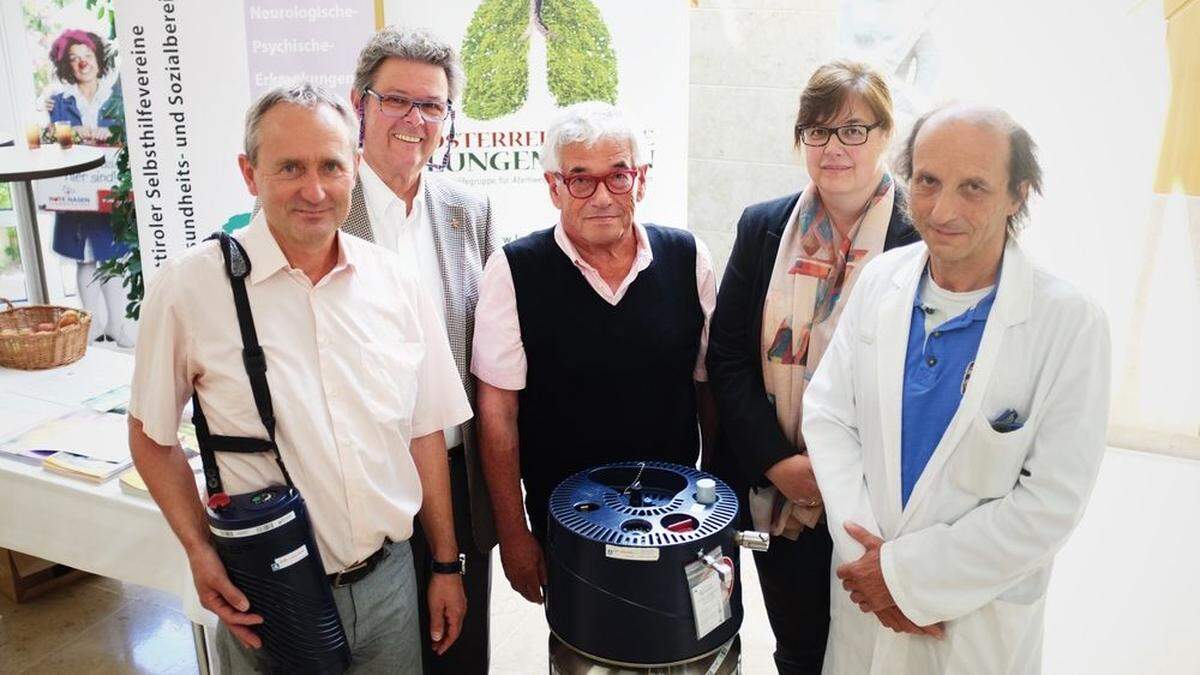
[331,558,369,588]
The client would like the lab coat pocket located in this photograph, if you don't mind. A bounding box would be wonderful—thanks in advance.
[952,413,1033,499]
[359,341,423,425]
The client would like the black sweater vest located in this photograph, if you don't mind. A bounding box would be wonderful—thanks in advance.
[504,225,703,537]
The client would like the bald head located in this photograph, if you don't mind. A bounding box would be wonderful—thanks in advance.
[899,103,1042,231]
[921,103,1018,138]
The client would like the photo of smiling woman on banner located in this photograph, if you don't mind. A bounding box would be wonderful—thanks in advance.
[20,0,132,345]
[39,27,131,346]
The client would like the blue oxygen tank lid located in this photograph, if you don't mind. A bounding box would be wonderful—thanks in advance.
[548,462,738,547]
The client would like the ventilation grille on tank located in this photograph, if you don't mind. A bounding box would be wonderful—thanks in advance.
[548,461,738,546]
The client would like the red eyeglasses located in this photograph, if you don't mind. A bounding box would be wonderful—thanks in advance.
[553,169,640,199]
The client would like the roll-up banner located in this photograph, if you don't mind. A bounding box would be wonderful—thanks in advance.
[112,0,380,279]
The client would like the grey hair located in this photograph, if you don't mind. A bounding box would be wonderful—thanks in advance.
[243,83,358,165]
[353,26,463,102]
[897,103,1043,235]
[540,102,648,173]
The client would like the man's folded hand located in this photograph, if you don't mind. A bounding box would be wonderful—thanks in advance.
[874,606,945,639]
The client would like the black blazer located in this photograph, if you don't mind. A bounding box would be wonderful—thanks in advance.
[705,187,922,498]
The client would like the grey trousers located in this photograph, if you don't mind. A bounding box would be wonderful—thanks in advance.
[216,540,422,674]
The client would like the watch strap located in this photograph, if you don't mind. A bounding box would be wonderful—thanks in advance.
[431,553,466,576]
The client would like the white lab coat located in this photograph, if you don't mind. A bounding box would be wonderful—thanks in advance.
[803,240,1110,675]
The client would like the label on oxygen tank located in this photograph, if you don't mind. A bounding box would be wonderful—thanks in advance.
[604,544,660,561]
[209,510,297,538]
[685,546,734,640]
[270,544,310,572]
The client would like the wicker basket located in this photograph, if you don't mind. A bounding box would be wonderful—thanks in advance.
[0,299,91,370]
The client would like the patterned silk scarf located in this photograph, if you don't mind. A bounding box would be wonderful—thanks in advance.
[752,173,895,538]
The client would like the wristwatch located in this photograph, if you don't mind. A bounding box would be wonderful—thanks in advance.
[431,553,467,576]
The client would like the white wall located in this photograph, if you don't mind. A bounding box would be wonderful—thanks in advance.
[688,0,838,277]
[1043,448,1200,674]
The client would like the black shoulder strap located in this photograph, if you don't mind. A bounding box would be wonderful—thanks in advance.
[193,231,293,498]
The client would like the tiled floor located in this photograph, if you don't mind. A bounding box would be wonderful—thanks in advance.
[0,576,198,674]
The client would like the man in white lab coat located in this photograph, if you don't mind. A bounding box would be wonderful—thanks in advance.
[803,104,1111,674]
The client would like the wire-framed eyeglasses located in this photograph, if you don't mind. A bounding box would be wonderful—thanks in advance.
[364,89,452,123]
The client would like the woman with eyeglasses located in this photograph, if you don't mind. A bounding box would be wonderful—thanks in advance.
[705,60,919,675]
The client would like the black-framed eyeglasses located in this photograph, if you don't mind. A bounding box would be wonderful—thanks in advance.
[797,122,882,147]
[364,89,452,123]
[553,169,640,199]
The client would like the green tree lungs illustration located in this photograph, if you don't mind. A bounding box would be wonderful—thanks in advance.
[461,0,619,120]
[543,0,618,107]
[462,0,530,120]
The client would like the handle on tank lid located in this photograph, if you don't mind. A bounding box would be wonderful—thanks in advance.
[695,478,717,505]
[628,482,645,507]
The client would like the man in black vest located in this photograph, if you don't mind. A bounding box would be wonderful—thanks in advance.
[472,102,718,604]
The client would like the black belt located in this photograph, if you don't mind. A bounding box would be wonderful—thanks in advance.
[328,545,389,588]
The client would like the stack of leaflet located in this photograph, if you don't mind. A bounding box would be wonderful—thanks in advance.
[119,467,149,496]
[0,409,132,483]
[44,451,131,483]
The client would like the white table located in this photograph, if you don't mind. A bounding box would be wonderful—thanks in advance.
[0,348,215,674]
[0,146,105,304]
[0,345,134,409]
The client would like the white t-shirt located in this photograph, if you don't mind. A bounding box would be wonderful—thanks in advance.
[917,271,995,336]
[60,73,117,128]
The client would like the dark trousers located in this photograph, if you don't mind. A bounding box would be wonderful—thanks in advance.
[410,446,493,675]
[752,519,833,675]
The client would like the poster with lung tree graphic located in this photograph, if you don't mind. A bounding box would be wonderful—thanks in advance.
[387,0,689,241]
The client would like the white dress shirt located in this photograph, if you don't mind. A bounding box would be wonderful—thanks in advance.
[129,213,472,572]
[359,161,463,449]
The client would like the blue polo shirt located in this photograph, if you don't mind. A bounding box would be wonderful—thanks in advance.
[900,275,998,506]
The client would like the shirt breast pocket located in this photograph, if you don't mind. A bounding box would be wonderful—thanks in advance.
[951,412,1033,499]
[358,341,423,424]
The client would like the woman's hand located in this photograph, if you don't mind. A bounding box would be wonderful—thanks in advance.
[765,453,823,507]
